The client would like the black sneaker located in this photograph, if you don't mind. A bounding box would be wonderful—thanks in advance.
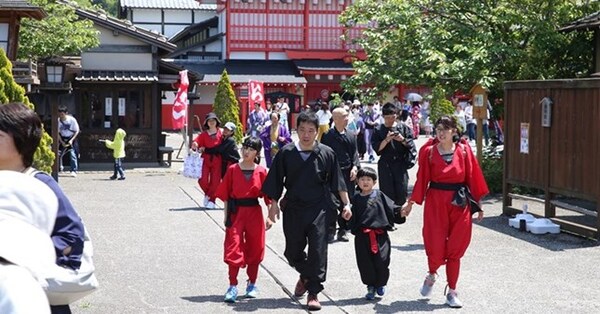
[109,176,117,180]
[337,230,349,242]
[327,232,335,243]
[118,177,126,180]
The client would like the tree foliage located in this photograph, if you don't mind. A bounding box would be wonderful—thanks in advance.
[213,70,243,144]
[18,0,99,59]
[429,85,455,128]
[340,0,600,97]
[0,50,54,172]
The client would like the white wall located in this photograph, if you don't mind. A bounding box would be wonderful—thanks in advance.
[131,9,161,23]
[97,26,145,45]
[164,10,192,23]
[229,51,266,59]
[82,52,153,71]
[198,85,217,104]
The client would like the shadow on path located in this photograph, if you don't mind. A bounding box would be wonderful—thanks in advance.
[181,295,303,311]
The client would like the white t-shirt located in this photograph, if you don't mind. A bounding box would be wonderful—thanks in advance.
[0,264,50,313]
[58,115,80,138]
[276,102,289,120]
[316,110,332,125]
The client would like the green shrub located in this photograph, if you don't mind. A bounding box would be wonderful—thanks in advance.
[0,49,54,173]
[429,85,455,126]
[213,69,243,144]
[481,147,503,194]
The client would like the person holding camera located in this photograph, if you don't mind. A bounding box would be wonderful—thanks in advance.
[371,103,416,224]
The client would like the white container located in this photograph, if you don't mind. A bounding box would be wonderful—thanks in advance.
[526,218,560,234]
[508,214,536,229]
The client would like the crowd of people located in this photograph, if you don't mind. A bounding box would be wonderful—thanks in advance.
[189,99,488,311]
[0,93,489,311]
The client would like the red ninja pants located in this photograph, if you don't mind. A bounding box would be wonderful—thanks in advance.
[224,206,265,285]
[422,189,472,290]
[198,156,221,202]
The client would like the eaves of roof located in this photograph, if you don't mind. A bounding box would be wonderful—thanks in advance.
[559,12,600,32]
[120,0,217,10]
[67,3,176,54]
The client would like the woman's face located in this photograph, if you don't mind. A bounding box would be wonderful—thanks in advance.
[241,145,258,162]
[271,114,279,123]
[0,130,22,170]
[207,119,217,128]
[435,125,455,143]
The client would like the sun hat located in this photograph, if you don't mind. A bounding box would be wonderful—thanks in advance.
[224,122,237,132]
[203,112,221,129]
[0,170,58,279]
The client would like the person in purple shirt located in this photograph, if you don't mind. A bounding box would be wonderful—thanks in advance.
[247,102,268,138]
[259,112,292,168]
[0,103,85,314]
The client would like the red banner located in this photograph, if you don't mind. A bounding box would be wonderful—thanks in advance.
[248,80,265,109]
[171,70,189,129]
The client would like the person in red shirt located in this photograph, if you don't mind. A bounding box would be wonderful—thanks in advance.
[215,137,271,303]
[192,112,223,209]
[402,115,488,309]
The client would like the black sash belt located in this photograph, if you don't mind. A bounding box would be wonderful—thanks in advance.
[429,182,482,214]
[225,198,260,227]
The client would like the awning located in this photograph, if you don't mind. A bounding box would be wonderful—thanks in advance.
[75,71,158,82]
[293,60,354,75]
[169,60,307,85]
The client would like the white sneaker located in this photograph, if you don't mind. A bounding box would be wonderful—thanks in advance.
[206,201,216,209]
[420,273,437,297]
[203,196,209,207]
[69,171,77,177]
[445,290,463,308]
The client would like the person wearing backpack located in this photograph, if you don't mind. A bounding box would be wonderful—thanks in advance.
[402,115,488,309]
[370,103,416,225]
[0,103,86,314]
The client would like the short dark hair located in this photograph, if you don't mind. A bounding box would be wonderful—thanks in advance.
[242,136,263,164]
[58,105,68,113]
[0,103,43,167]
[381,102,397,116]
[357,167,377,181]
[296,111,319,130]
[435,115,458,130]
[270,112,280,120]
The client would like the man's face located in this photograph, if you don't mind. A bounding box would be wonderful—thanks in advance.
[297,121,317,146]
[223,128,233,137]
[383,114,396,127]
[58,111,66,120]
[357,176,375,192]
[333,110,349,129]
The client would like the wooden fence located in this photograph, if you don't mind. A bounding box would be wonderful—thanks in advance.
[503,78,600,239]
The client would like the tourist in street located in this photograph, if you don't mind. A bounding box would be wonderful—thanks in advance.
[411,102,422,138]
[315,102,332,142]
[402,115,489,308]
[0,171,59,314]
[58,105,80,177]
[0,102,86,314]
[371,103,416,224]
[262,112,352,311]
[362,103,380,163]
[203,122,241,179]
[246,102,268,138]
[274,96,290,131]
[259,112,291,168]
[215,137,271,303]
[348,167,403,300]
[320,107,360,243]
[100,127,127,180]
[192,112,223,209]
[464,101,476,141]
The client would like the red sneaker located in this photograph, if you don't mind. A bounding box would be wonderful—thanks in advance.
[307,293,321,311]
[294,277,307,297]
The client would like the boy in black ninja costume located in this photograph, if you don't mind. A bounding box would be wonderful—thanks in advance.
[349,167,404,300]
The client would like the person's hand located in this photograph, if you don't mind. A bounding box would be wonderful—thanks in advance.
[198,147,205,153]
[265,217,275,230]
[474,209,484,222]
[341,205,352,221]
[191,142,198,150]
[268,202,280,225]
[278,136,286,142]
[349,167,358,181]
[393,134,406,142]
[401,202,413,217]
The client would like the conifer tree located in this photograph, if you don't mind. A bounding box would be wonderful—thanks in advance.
[213,69,243,143]
[0,49,54,173]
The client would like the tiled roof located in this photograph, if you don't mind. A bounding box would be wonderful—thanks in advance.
[75,70,158,82]
[559,12,600,32]
[0,0,46,19]
[294,59,354,72]
[170,60,307,84]
[120,0,217,10]
[69,3,176,54]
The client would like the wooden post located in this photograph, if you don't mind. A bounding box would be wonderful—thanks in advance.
[470,84,488,164]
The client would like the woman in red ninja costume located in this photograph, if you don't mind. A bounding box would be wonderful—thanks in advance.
[192,112,223,209]
[402,115,488,309]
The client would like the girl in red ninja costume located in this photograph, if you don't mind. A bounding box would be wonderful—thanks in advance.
[215,136,272,303]
[402,115,488,308]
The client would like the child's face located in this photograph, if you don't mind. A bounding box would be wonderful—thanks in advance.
[357,176,375,192]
